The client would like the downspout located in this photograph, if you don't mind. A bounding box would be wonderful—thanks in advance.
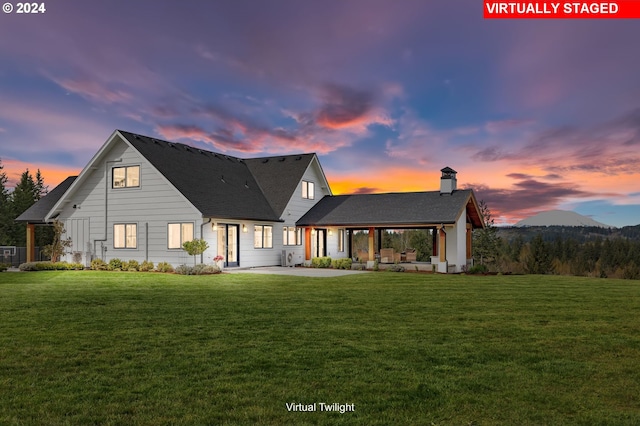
[200,218,211,264]
[93,158,122,260]
[145,222,149,261]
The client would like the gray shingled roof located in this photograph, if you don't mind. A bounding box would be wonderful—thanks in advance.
[119,131,314,221]
[15,176,77,223]
[245,154,315,217]
[296,190,475,227]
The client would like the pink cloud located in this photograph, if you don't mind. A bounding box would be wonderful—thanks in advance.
[52,78,132,104]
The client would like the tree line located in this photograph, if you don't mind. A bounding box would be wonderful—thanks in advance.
[0,159,52,247]
[473,201,640,279]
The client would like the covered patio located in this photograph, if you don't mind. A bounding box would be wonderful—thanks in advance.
[296,169,484,273]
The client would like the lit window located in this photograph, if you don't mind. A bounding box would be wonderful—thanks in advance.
[254,225,273,249]
[302,181,314,199]
[283,227,302,246]
[114,224,137,249]
[113,166,140,188]
[168,223,194,249]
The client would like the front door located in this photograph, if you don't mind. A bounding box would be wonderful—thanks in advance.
[315,229,326,257]
[218,224,239,267]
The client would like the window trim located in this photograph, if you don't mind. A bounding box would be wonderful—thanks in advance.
[113,223,138,249]
[302,180,315,200]
[283,226,303,246]
[254,225,273,249]
[112,165,141,189]
[167,222,195,250]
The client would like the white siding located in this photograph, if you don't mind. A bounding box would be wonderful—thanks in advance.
[443,212,467,273]
[280,157,332,260]
[325,227,348,259]
[60,136,201,267]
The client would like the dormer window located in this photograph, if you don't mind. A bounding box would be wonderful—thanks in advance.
[302,180,315,200]
[113,165,140,188]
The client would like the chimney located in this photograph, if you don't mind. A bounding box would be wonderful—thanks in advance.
[440,167,457,194]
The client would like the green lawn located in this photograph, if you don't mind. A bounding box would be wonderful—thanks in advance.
[1,271,639,425]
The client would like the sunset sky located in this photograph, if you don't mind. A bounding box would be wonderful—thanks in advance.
[1,1,639,227]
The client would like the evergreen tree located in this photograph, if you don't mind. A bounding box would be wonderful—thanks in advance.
[0,159,11,245]
[525,233,551,274]
[473,200,499,267]
[9,170,38,246]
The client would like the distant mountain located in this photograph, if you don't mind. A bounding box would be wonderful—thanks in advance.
[515,210,615,228]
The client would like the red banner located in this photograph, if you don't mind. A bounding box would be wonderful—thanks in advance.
[484,1,640,18]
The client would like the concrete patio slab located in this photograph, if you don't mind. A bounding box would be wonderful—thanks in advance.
[225,266,370,278]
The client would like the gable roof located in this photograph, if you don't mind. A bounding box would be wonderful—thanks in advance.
[296,189,484,228]
[118,131,284,221]
[15,176,77,223]
[244,153,317,217]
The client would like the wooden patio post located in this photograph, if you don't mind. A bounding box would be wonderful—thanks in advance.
[305,228,312,260]
[432,229,438,256]
[439,227,446,262]
[26,223,36,262]
[368,227,375,261]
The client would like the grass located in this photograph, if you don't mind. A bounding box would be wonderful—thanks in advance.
[1,271,640,425]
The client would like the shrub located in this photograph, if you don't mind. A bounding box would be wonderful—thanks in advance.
[623,262,640,280]
[311,257,332,268]
[387,264,405,272]
[91,259,108,271]
[192,264,221,275]
[468,264,489,274]
[175,264,193,275]
[108,258,123,271]
[156,262,174,273]
[126,260,140,271]
[331,258,352,270]
[0,263,9,272]
[139,260,154,272]
[18,261,83,271]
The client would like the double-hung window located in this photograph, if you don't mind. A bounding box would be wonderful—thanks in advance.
[168,223,194,249]
[113,165,140,188]
[302,181,314,199]
[114,224,137,249]
[254,225,273,249]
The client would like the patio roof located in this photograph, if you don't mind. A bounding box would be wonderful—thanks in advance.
[296,189,484,228]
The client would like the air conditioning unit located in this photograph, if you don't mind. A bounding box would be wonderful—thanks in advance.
[282,249,303,267]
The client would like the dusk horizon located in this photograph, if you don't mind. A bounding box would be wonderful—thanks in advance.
[2,1,639,227]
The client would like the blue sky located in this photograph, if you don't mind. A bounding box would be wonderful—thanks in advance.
[1,0,639,226]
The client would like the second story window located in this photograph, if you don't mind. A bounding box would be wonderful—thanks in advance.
[113,165,140,188]
[302,181,314,200]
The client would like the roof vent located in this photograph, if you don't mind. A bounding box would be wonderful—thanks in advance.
[185,146,192,152]
[133,135,140,140]
[168,143,174,148]
[221,175,225,183]
[295,156,302,160]
[279,157,286,162]
[244,181,249,188]
[262,159,269,163]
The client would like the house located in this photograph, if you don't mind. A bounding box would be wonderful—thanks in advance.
[17,130,484,272]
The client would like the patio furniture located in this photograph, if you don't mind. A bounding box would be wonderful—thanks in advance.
[405,249,417,262]
[380,248,395,263]
[356,249,369,262]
